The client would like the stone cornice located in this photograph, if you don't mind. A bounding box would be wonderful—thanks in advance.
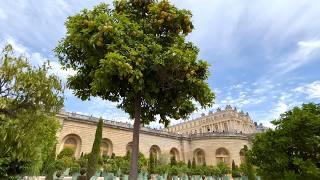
[58,112,251,141]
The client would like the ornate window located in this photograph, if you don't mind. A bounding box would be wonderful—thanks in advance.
[224,123,228,132]
[100,138,113,157]
[216,147,230,164]
[100,142,109,156]
[64,137,77,150]
[62,134,82,158]
[194,149,205,165]
[150,145,161,160]
[170,148,180,161]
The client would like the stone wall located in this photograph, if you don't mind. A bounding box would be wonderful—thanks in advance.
[56,111,251,166]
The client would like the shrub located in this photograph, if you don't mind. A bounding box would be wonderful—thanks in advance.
[216,162,230,177]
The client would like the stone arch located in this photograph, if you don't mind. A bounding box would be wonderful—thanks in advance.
[170,147,180,161]
[61,134,82,158]
[149,145,161,160]
[216,147,230,164]
[193,148,205,165]
[126,142,133,153]
[100,138,113,157]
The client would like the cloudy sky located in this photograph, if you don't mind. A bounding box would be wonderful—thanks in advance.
[1,0,320,127]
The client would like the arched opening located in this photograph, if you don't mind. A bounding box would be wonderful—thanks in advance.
[100,138,113,157]
[170,148,180,161]
[61,134,82,158]
[216,147,230,164]
[149,145,161,160]
[193,148,205,165]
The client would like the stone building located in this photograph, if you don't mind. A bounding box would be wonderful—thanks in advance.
[166,105,256,135]
[56,105,257,166]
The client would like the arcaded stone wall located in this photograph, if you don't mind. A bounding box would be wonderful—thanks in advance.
[56,113,250,166]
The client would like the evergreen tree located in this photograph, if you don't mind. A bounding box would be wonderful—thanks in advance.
[202,161,206,167]
[148,153,155,174]
[232,160,236,172]
[170,156,177,166]
[0,45,63,178]
[187,160,191,169]
[192,158,196,168]
[86,119,103,179]
[231,160,241,178]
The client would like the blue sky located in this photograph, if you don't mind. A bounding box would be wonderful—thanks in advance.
[1,0,320,127]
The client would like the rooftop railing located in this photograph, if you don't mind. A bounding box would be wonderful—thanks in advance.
[60,111,249,138]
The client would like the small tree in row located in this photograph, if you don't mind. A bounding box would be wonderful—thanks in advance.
[87,119,103,179]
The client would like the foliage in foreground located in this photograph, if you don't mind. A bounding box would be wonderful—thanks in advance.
[247,103,320,180]
[0,45,64,179]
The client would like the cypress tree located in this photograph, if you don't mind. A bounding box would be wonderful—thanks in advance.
[148,153,155,174]
[232,160,237,178]
[187,159,191,169]
[87,119,103,179]
[202,161,206,167]
[170,156,177,166]
[232,160,236,172]
[192,158,196,168]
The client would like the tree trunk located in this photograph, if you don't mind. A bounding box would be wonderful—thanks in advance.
[129,94,142,180]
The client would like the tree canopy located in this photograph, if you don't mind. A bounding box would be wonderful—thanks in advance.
[55,0,214,178]
[0,45,64,178]
[247,103,320,179]
[55,0,214,126]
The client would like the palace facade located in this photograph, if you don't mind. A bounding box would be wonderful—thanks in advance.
[56,105,257,166]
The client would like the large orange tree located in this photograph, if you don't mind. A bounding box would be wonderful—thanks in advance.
[55,1,214,179]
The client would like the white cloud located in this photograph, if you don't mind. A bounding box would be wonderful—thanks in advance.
[294,81,320,99]
[2,36,28,54]
[278,40,320,74]
[1,36,76,80]
[0,9,7,19]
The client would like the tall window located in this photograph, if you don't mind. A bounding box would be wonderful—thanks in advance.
[216,147,230,164]
[100,142,109,156]
[64,137,77,150]
[194,149,205,165]
[170,148,180,161]
[224,123,228,132]
[150,145,161,160]
[62,134,82,158]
